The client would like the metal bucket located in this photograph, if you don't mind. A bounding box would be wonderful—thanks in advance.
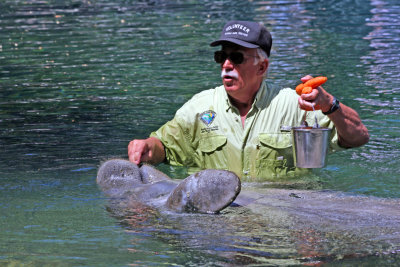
[291,127,332,168]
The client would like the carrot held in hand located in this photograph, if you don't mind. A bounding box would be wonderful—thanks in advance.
[304,76,328,89]
[295,83,305,95]
[301,86,313,95]
[295,76,328,95]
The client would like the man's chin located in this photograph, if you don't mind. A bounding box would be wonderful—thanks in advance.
[224,87,237,93]
[223,82,238,92]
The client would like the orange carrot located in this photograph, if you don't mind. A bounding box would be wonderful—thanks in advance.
[295,83,305,95]
[301,86,313,95]
[303,76,327,89]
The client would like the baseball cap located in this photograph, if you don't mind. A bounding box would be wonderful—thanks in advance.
[210,20,272,57]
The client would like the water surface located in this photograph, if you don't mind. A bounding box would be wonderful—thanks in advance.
[1,0,399,265]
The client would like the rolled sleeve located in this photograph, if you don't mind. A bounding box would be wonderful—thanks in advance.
[150,116,196,166]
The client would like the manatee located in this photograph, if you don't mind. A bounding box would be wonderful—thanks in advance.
[96,159,241,214]
[139,164,172,184]
[232,187,400,263]
[166,169,241,213]
[97,160,400,263]
[96,158,142,196]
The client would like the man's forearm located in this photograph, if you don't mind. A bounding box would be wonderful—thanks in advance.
[328,104,369,148]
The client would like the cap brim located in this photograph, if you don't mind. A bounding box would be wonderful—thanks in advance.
[210,38,259,49]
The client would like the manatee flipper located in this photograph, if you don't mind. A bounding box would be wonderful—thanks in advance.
[166,169,241,213]
[96,159,143,196]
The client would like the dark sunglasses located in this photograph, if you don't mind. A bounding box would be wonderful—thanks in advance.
[214,50,247,65]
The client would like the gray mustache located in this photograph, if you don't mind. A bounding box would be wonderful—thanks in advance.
[221,69,239,79]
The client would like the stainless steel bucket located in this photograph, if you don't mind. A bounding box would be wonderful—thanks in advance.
[291,127,332,168]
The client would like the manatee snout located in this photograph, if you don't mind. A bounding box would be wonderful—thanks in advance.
[96,159,142,196]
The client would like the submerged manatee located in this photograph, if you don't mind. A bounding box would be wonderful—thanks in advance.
[234,187,400,262]
[97,160,400,263]
[96,159,241,213]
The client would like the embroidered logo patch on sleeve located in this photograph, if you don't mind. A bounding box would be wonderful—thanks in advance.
[200,110,216,126]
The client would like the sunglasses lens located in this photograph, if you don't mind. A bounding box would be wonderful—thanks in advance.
[230,52,244,64]
[214,51,226,64]
[214,51,244,64]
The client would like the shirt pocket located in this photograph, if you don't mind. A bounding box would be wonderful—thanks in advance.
[198,135,228,169]
[256,133,294,178]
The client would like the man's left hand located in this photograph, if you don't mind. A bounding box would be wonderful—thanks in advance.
[297,75,333,112]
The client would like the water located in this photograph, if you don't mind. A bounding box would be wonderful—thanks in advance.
[1,0,399,265]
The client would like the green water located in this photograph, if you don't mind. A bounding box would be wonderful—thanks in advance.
[1,0,399,265]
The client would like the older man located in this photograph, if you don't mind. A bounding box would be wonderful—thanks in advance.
[128,20,369,181]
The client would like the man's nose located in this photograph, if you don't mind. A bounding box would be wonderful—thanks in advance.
[222,58,234,69]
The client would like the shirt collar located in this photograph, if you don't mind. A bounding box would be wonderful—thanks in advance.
[254,80,266,109]
[255,80,280,109]
[221,80,275,112]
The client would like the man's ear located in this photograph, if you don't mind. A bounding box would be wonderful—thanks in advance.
[257,59,269,76]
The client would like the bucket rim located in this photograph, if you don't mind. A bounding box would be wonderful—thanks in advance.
[291,126,332,132]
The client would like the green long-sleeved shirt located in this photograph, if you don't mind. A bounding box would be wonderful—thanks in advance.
[151,81,342,181]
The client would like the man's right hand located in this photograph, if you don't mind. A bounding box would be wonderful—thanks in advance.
[128,137,165,165]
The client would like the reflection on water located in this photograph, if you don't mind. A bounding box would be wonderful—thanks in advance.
[321,0,400,197]
[1,0,400,265]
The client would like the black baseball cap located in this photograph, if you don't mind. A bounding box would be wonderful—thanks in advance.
[210,20,272,57]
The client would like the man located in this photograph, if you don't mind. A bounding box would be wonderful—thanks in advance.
[128,20,369,181]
